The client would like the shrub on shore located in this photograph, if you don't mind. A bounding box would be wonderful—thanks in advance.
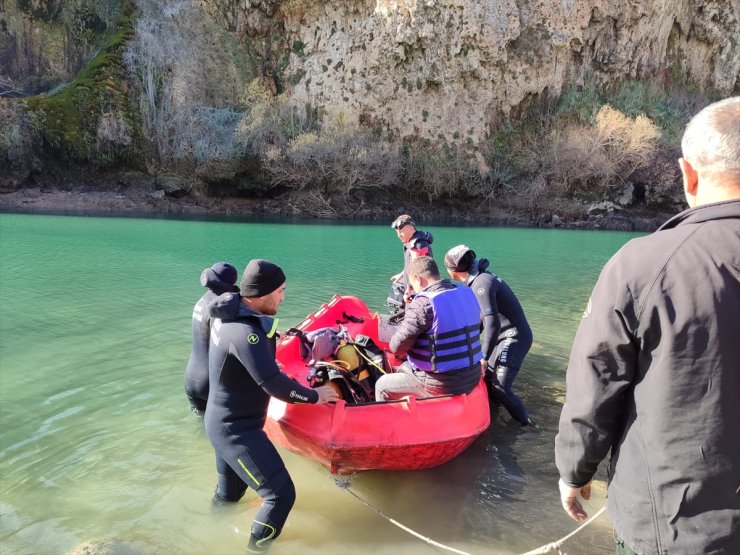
[542,104,661,194]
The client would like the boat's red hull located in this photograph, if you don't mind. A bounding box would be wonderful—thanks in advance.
[266,295,490,474]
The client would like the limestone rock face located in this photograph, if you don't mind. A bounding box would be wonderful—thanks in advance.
[0,0,119,95]
[205,0,740,144]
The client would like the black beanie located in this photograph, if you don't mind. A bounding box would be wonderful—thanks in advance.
[240,259,286,297]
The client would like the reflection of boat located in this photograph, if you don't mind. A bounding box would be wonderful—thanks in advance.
[265,295,490,474]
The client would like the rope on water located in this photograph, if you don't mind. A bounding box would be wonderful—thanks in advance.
[520,505,608,555]
[333,475,605,555]
[333,475,471,555]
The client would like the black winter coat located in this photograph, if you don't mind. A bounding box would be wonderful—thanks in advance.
[555,199,740,554]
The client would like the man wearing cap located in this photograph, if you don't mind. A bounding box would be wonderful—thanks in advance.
[205,259,339,553]
[375,256,483,401]
[444,246,533,426]
[184,262,240,414]
[389,214,434,309]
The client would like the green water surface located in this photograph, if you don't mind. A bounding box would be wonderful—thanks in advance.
[0,213,641,555]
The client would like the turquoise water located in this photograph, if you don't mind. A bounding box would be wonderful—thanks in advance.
[0,213,641,555]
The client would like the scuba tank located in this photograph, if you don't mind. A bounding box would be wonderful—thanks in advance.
[334,343,375,401]
[304,327,386,403]
[335,344,360,371]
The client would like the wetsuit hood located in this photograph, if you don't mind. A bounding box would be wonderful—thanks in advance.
[209,292,279,336]
[200,268,240,295]
[465,258,490,285]
[415,230,434,245]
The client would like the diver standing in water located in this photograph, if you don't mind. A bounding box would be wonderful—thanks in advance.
[444,246,533,426]
[205,259,339,553]
[184,262,240,415]
[388,214,434,314]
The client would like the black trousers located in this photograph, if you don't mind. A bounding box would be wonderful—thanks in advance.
[212,429,296,546]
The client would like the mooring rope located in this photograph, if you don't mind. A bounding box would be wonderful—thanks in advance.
[333,476,471,555]
[520,505,608,555]
[333,475,607,555]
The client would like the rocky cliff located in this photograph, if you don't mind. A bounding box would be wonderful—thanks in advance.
[205,0,739,145]
[0,0,121,95]
[1,0,739,226]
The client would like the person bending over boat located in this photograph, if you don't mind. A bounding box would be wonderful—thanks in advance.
[389,214,434,311]
[205,259,339,553]
[444,246,533,426]
[184,262,240,415]
[375,256,483,401]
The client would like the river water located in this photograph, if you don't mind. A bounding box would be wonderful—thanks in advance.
[0,213,641,555]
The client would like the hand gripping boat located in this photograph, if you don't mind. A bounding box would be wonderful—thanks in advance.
[265,295,490,474]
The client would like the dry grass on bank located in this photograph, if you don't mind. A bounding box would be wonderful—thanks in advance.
[542,104,661,194]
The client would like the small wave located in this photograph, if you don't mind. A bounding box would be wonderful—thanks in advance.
[43,387,84,405]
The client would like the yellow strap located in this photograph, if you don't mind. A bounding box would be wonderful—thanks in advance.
[237,458,261,486]
[352,343,386,374]
[323,360,351,370]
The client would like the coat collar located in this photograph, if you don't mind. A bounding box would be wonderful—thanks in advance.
[658,199,740,231]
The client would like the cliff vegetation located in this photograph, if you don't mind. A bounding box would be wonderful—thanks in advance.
[1,0,738,228]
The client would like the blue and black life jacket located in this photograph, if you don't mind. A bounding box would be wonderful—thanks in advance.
[408,285,483,372]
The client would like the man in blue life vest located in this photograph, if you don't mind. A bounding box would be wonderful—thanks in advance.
[204,259,339,553]
[184,261,240,414]
[444,246,533,426]
[389,214,434,312]
[375,255,483,401]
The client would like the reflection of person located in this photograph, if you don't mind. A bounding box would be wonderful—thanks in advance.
[205,259,339,553]
[375,256,483,401]
[184,262,240,414]
[389,214,434,304]
[555,97,740,555]
[444,246,533,426]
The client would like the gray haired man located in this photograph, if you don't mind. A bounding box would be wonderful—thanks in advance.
[555,97,740,554]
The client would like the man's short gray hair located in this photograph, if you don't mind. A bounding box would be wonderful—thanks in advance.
[681,97,740,178]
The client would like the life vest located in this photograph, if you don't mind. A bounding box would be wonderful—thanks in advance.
[408,285,483,373]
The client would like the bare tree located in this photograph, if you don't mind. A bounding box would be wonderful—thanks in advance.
[123,0,250,164]
[0,78,22,98]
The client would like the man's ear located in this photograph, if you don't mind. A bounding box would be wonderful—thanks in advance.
[679,157,699,206]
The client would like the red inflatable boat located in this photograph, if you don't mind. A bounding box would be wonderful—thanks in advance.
[265,295,490,474]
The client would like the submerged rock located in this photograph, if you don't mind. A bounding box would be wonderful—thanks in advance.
[66,538,146,555]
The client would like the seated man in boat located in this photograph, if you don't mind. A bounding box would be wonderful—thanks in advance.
[204,259,339,553]
[375,255,483,401]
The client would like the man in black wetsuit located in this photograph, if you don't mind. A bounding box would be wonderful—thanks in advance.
[184,262,240,414]
[205,259,339,553]
[389,214,434,310]
[444,246,533,426]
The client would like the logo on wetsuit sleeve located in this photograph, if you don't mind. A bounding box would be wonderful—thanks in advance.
[290,390,309,401]
[248,333,260,344]
[477,288,485,295]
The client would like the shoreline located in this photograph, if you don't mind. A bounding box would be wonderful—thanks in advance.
[0,180,673,231]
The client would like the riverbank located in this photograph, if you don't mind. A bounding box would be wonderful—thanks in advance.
[0,169,674,231]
